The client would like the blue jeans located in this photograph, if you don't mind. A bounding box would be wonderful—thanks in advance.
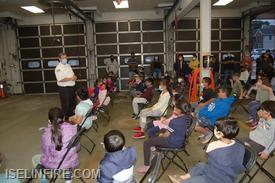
[197,116,212,127]
[181,163,210,183]
[223,69,234,86]
[248,100,261,122]
[153,68,161,79]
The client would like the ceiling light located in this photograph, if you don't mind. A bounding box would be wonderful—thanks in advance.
[213,0,234,6]
[21,6,45,13]
[113,0,129,9]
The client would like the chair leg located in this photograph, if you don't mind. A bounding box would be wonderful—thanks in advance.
[248,159,274,183]
[81,133,96,154]
[92,120,99,132]
[157,152,176,181]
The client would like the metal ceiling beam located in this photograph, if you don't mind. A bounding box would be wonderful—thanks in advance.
[165,0,200,26]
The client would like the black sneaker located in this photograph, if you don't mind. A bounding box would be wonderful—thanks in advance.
[131,113,137,119]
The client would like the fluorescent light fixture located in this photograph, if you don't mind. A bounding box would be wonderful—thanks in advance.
[21,6,45,13]
[113,0,129,9]
[213,0,233,6]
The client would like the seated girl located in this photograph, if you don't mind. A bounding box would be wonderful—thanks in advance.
[133,79,171,139]
[136,100,191,173]
[93,83,111,110]
[168,118,245,183]
[41,107,79,183]
[146,94,185,138]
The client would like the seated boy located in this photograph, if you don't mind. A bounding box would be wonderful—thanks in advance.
[130,75,145,97]
[195,87,235,143]
[240,100,275,160]
[97,130,137,183]
[69,87,93,129]
[168,118,245,183]
[193,77,216,111]
[132,78,154,119]
[230,73,244,99]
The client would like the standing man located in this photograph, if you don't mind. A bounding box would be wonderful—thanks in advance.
[128,52,138,78]
[106,55,119,92]
[106,55,119,76]
[55,52,77,119]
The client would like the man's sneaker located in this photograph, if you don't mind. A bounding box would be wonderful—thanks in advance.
[198,134,205,138]
[245,119,254,124]
[133,132,145,139]
[133,126,142,132]
[201,131,213,144]
[131,113,137,119]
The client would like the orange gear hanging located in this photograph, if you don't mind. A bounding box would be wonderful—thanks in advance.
[0,83,5,98]
[188,68,215,103]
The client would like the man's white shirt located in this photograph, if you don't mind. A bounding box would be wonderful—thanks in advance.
[55,62,75,87]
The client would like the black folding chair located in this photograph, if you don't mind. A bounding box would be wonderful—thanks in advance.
[94,95,111,123]
[140,152,163,183]
[240,150,274,183]
[231,99,252,115]
[155,116,196,180]
[238,144,257,183]
[79,108,96,154]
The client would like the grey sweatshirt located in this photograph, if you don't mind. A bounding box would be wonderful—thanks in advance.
[250,118,275,154]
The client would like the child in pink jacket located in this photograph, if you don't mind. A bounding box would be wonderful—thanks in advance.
[41,107,79,182]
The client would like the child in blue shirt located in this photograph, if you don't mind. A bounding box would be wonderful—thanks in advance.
[98,130,137,183]
[195,87,235,144]
[169,118,245,183]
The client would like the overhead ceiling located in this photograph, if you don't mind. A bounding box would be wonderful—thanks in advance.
[0,0,274,17]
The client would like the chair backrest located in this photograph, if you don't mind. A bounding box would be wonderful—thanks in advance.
[79,108,94,129]
[186,116,196,139]
[162,96,173,116]
[242,145,257,171]
[113,166,134,183]
[140,152,163,183]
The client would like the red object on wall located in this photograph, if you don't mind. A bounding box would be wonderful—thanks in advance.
[0,84,5,98]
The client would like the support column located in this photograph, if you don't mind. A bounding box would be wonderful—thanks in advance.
[200,0,211,66]
[243,14,251,53]
[85,20,96,87]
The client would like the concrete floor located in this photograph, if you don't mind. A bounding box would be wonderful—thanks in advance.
[0,94,274,183]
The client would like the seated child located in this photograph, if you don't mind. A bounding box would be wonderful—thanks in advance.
[132,78,154,119]
[195,87,235,144]
[89,79,102,102]
[146,94,185,138]
[106,76,115,93]
[168,118,245,183]
[0,153,20,183]
[41,107,79,182]
[230,73,244,99]
[93,83,111,110]
[97,130,137,183]
[246,76,275,128]
[133,79,171,139]
[69,87,93,129]
[130,75,145,97]
[174,77,185,94]
[136,100,191,173]
[192,77,216,111]
[240,100,275,160]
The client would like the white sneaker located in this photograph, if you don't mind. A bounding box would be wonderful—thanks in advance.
[201,131,213,144]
